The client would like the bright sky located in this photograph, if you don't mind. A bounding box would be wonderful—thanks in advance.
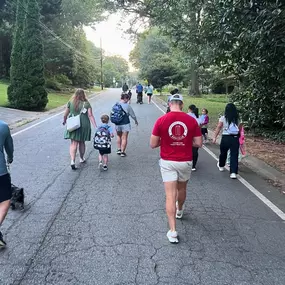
[84,12,135,62]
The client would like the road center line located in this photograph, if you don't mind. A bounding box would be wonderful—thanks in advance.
[152,98,285,221]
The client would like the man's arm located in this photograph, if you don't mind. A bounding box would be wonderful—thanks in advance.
[193,136,202,148]
[150,135,160,149]
[4,127,14,163]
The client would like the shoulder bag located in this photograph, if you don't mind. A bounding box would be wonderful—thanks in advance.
[66,102,85,132]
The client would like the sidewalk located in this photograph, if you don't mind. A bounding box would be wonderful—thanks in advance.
[153,95,285,191]
[0,106,41,128]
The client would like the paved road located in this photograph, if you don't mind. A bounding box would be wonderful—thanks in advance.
[1,89,285,285]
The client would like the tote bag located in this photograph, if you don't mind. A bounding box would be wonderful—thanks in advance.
[66,102,85,132]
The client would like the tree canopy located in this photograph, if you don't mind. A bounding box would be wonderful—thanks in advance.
[110,0,285,137]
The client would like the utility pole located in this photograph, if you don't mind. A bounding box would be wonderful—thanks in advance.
[100,37,103,90]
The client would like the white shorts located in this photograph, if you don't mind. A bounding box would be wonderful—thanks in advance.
[159,159,192,182]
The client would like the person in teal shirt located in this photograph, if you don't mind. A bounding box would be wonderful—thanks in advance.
[0,120,14,248]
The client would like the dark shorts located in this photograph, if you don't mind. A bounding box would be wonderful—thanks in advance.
[0,173,12,203]
[137,92,143,96]
[147,93,153,96]
[201,128,208,135]
[99,148,111,155]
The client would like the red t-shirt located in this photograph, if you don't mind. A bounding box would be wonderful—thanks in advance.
[152,112,202,162]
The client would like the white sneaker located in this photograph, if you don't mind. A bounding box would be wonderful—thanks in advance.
[98,161,103,169]
[80,158,86,163]
[167,230,179,244]
[192,167,196,172]
[176,201,185,219]
[217,162,225,172]
[230,173,237,179]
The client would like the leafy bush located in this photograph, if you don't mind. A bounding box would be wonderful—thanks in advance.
[45,78,62,91]
[54,74,72,86]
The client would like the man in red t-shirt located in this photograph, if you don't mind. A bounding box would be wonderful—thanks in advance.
[150,94,202,243]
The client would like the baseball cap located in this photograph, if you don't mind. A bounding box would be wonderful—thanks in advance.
[169,94,183,102]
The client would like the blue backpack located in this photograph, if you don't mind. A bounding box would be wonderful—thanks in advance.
[110,103,126,124]
[93,126,111,150]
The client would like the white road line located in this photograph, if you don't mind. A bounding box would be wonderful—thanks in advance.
[152,98,285,221]
[12,111,64,137]
[11,94,98,137]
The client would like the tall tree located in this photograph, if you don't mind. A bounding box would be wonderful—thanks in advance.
[20,0,48,110]
[130,29,184,89]
[7,0,26,107]
[103,56,129,87]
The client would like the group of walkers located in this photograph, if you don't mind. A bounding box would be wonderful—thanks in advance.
[63,89,138,171]
[0,87,244,247]
[122,82,154,105]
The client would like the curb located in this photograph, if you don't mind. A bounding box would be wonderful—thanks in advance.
[153,95,285,190]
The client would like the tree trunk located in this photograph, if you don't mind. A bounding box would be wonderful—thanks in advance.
[189,63,200,96]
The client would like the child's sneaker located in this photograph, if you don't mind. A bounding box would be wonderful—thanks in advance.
[103,165,108,171]
[116,149,121,155]
[98,161,103,169]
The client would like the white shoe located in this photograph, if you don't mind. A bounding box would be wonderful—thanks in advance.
[217,162,225,172]
[192,167,196,172]
[167,230,179,244]
[230,173,237,179]
[176,201,185,219]
[80,158,86,163]
[98,161,103,169]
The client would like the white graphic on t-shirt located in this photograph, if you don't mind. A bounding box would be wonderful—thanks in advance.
[168,121,188,141]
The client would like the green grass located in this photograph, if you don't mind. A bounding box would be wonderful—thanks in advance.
[0,80,102,111]
[159,93,229,129]
[46,92,73,110]
[0,80,9,107]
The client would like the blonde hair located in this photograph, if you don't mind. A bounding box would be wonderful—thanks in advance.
[101,114,109,124]
[71,88,87,111]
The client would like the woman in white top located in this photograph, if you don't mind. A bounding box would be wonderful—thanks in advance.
[213,103,241,179]
[188,104,201,171]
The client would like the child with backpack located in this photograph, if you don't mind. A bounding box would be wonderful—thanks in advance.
[93,114,114,171]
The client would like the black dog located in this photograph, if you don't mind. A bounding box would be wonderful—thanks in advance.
[11,184,24,210]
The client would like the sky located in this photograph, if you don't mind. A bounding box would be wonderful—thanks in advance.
[84,12,135,63]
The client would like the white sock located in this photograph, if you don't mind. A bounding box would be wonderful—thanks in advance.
[71,160,75,165]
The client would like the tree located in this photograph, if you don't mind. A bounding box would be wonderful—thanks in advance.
[7,0,26,107]
[130,28,183,90]
[20,0,48,110]
[103,56,129,87]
